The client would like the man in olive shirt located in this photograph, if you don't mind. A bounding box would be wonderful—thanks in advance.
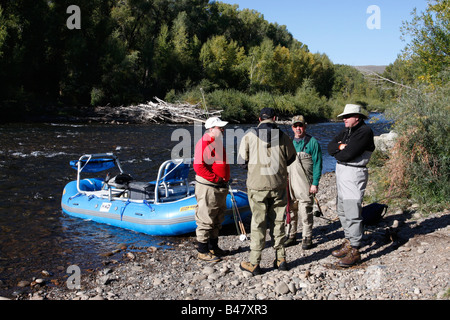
[238,108,297,275]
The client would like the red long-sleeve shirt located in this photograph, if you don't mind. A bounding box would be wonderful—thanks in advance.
[194,133,230,183]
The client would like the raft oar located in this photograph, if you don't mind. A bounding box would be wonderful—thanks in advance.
[228,185,248,241]
[285,177,292,237]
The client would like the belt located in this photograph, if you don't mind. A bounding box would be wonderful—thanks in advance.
[195,178,229,189]
[337,161,367,168]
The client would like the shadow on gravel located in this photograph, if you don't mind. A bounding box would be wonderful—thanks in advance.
[216,206,449,270]
[361,209,450,263]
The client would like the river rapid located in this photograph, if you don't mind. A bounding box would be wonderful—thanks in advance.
[0,114,391,297]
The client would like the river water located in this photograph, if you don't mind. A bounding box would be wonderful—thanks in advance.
[0,114,391,297]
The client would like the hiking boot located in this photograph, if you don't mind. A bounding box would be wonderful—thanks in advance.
[208,238,229,257]
[273,258,288,271]
[338,247,361,268]
[197,252,221,263]
[331,239,351,258]
[210,247,229,257]
[284,237,298,247]
[197,241,221,262]
[302,237,313,250]
[240,261,262,276]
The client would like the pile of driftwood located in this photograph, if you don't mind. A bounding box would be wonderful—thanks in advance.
[91,97,219,124]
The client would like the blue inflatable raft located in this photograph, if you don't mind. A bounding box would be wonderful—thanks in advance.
[61,153,251,236]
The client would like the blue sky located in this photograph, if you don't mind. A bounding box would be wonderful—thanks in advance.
[219,0,429,66]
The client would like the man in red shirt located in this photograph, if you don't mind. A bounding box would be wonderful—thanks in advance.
[194,117,230,262]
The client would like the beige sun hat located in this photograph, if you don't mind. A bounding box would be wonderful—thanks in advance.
[337,104,368,119]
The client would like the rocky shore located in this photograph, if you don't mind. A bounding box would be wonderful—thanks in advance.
[7,172,449,301]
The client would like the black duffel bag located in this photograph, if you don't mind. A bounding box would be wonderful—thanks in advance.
[362,203,388,226]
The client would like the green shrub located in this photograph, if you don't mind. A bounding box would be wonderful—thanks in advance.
[90,87,105,106]
[380,83,450,211]
[207,89,256,122]
[174,84,387,124]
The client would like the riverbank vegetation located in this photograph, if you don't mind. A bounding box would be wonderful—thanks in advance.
[0,0,389,123]
[368,0,449,212]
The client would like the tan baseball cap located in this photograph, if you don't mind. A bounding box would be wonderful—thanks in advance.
[291,115,306,125]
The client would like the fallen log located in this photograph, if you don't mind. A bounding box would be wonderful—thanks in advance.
[92,97,220,124]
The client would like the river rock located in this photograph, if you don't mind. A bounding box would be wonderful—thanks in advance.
[41,270,52,277]
[125,252,136,260]
[208,273,221,281]
[374,131,398,152]
[288,282,297,294]
[98,275,114,285]
[275,282,290,295]
[193,274,208,282]
[17,280,30,288]
[202,266,215,275]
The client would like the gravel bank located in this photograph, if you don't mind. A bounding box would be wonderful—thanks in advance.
[10,172,450,301]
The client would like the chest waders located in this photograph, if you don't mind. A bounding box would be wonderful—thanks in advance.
[287,134,315,240]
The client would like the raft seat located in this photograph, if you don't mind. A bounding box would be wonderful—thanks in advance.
[77,178,130,199]
[79,178,104,191]
[157,185,196,203]
[149,160,191,199]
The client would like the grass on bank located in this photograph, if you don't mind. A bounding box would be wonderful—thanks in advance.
[166,83,387,123]
[367,83,450,214]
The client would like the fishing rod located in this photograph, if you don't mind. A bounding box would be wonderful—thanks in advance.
[228,184,248,241]
[313,196,335,222]
[285,177,292,236]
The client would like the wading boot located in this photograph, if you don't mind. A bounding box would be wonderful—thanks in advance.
[197,242,221,263]
[338,247,361,268]
[302,237,313,250]
[331,239,351,258]
[284,237,298,247]
[198,252,221,262]
[273,258,288,271]
[273,252,288,271]
[208,238,230,257]
[240,261,262,276]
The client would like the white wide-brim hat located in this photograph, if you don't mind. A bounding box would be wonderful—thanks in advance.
[337,104,368,119]
[205,117,228,129]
